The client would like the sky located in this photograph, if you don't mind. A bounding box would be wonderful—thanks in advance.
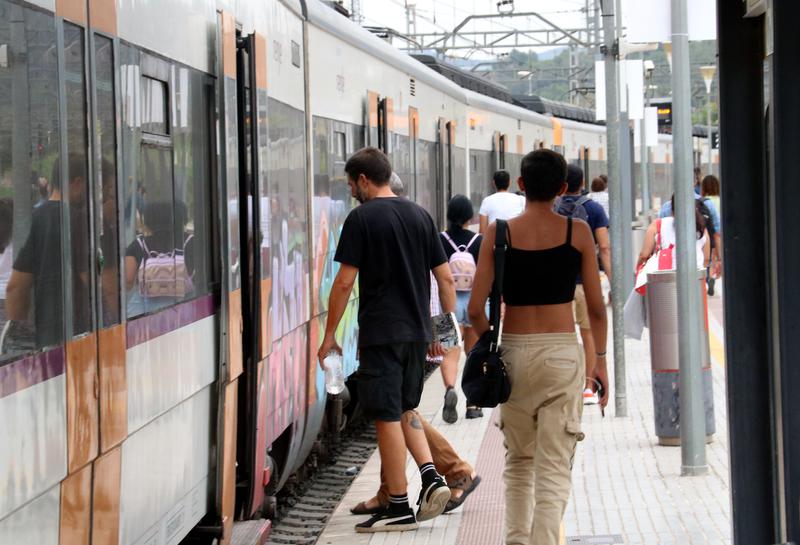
[360,0,593,58]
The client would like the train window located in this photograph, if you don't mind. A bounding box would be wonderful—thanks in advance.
[291,41,301,68]
[172,67,214,299]
[0,3,63,360]
[94,34,121,327]
[63,23,93,338]
[141,76,169,135]
[334,131,346,161]
[121,46,214,320]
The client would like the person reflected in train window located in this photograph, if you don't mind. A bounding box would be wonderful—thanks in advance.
[0,199,14,335]
[478,170,525,234]
[125,200,195,317]
[6,156,83,351]
[318,148,456,532]
[99,160,120,324]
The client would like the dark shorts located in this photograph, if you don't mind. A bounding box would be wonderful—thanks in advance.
[357,342,428,422]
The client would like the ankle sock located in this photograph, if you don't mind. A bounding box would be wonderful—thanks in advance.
[419,462,438,486]
[388,493,409,514]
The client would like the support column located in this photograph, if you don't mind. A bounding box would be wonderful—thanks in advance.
[671,0,707,476]
[717,1,775,542]
[601,0,626,417]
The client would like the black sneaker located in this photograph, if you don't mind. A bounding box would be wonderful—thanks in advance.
[355,506,418,533]
[442,387,458,424]
[465,406,484,419]
[416,477,451,522]
[707,277,716,296]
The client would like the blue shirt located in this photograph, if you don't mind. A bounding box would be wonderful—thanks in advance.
[562,195,609,285]
[659,195,721,233]
[562,195,610,233]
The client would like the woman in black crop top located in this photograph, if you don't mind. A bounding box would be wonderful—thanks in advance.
[467,149,608,545]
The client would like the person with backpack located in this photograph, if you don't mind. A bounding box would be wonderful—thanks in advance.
[438,195,484,422]
[556,165,611,406]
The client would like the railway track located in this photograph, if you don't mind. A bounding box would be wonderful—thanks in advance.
[265,362,439,545]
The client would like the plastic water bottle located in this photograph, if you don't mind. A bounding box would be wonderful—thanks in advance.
[323,352,345,395]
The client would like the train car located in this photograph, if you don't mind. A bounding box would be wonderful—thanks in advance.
[0,2,682,545]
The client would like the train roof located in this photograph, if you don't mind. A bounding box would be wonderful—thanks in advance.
[305,0,553,126]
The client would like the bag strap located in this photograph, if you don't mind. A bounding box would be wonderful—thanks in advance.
[441,231,460,253]
[576,195,590,206]
[465,233,480,251]
[488,220,507,352]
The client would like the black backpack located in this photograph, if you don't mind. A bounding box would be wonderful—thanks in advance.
[556,195,590,223]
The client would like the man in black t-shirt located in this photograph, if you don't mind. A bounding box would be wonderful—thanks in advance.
[318,147,456,533]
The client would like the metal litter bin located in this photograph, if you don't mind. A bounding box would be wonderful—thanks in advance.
[645,270,716,446]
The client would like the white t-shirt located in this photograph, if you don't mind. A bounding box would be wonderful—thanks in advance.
[478,191,526,225]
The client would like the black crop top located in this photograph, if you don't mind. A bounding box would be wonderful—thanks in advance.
[502,217,582,306]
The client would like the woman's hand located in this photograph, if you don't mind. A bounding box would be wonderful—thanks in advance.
[595,355,610,408]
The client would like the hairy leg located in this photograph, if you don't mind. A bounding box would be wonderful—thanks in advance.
[401,410,434,466]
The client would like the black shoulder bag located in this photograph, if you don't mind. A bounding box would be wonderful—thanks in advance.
[461,219,511,407]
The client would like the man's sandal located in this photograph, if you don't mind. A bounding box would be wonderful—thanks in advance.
[443,474,482,513]
[350,500,387,515]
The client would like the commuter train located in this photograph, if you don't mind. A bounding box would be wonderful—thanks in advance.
[0,1,711,544]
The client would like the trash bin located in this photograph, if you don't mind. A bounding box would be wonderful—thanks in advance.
[645,269,716,446]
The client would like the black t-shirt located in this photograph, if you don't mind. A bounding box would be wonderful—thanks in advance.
[334,197,447,347]
[440,228,482,264]
[13,200,64,348]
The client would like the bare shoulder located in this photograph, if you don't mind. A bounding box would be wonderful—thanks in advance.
[571,219,594,249]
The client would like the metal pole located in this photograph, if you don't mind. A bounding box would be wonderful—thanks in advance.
[706,90,712,176]
[601,0,627,417]
[641,91,651,220]
[671,0,708,476]
[615,0,634,296]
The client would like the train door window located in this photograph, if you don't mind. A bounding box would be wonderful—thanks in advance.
[63,22,93,338]
[377,97,388,154]
[172,68,214,300]
[499,134,506,169]
[334,131,346,161]
[92,34,121,327]
[0,2,63,359]
[141,77,169,135]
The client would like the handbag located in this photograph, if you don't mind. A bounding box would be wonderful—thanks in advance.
[461,220,511,408]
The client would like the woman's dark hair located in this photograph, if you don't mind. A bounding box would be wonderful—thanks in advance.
[520,149,567,202]
[670,194,706,238]
[446,194,474,230]
[701,175,720,197]
[493,170,511,190]
[344,147,392,186]
[591,176,607,192]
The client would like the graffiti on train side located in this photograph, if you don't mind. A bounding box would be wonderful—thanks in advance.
[264,325,308,447]
[309,191,360,405]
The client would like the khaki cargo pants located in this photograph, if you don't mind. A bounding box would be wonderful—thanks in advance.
[500,332,585,545]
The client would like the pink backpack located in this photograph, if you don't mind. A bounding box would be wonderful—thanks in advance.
[442,232,480,291]
[137,235,195,298]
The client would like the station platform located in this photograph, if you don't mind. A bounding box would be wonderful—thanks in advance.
[316,295,731,545]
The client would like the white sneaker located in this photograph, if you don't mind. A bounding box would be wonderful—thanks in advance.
[583,388,598,405]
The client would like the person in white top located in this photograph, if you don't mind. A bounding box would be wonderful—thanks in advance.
[478,170,526,233]
[589,175,610,218]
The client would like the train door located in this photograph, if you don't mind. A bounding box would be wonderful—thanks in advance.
[436,118,453,229]
[492,131,506,173]
[234,30,270,520]
[582,146,591,182]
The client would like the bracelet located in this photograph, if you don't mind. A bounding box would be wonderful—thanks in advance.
[596,351,607,357]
